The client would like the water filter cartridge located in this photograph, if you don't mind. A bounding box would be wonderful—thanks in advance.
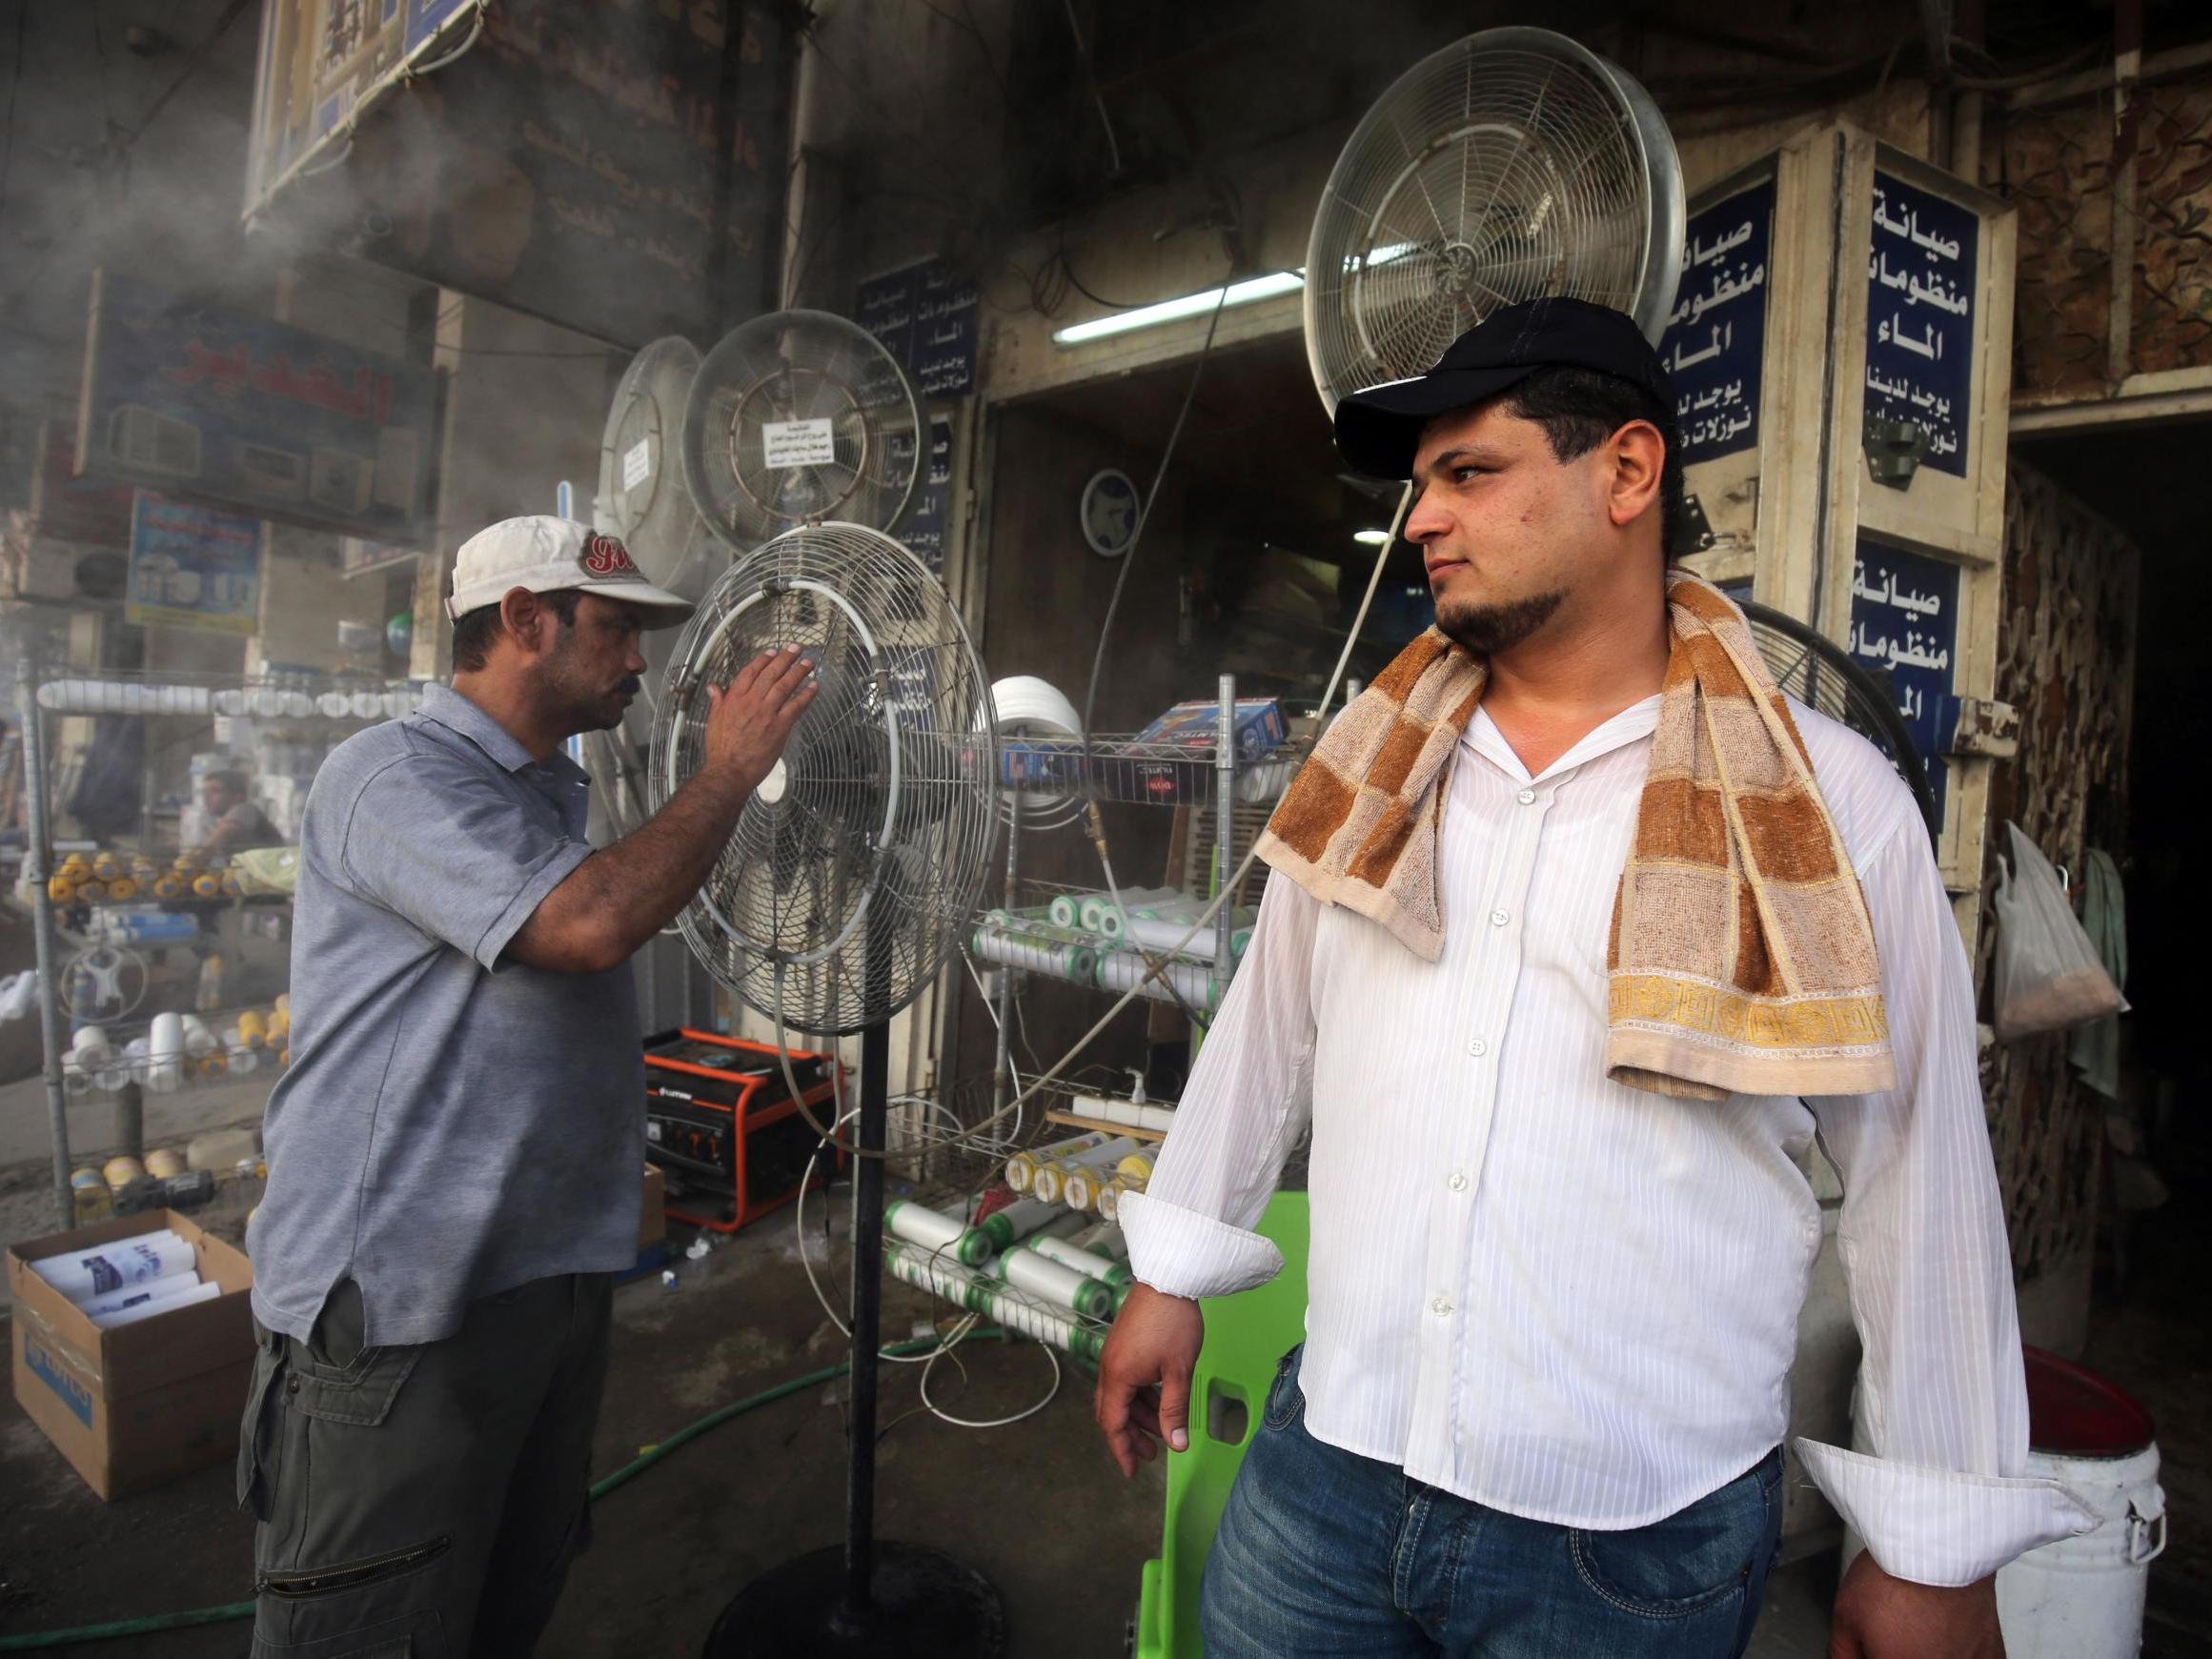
[30,1231,196,1302]
[996,1244,1116,1320]
[883,1200,989,1266]
[973,1197,1063,1253]
[1028,1235,1133,1288]
[76,1270,205,1319]
[90,1278,222,1328]
[179,1016,216,1057]
[1004,1131,1108,1194]
[1099,1173,1146,1223]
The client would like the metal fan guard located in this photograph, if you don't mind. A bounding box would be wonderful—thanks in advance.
[597,336,705,593]
[1304,27,1685,414]
[648,522,998,1034]
[680,310,923,553]
[1740,600,1939,841]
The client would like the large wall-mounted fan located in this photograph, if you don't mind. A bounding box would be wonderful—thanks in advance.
[681,310,924,552]
[1304,27,1684,414]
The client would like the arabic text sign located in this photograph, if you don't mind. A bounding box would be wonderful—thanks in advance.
[1659,178,1775,466]
[885,417,955,574]
[77,274,436,543]
[857,261,979,397]
[127,496,264,637]
[1848,540,1959,824]
[1863,173,1978,479]
[762,418,838,470]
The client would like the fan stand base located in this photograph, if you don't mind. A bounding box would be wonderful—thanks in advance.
[701,1542,1006,1657]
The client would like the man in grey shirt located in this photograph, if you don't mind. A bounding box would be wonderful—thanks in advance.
[240,516,817,1656]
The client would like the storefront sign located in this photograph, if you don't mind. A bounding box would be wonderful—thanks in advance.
[889,417,955,574]
[1660,177,1774,467]
[1862,173,1978,479]
[246,1,794,349]
[858,261,979,397]
[126,496,264,636]
[77,273,435,542]
[1849,539,1960,822]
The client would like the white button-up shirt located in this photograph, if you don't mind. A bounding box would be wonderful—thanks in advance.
[1120,695,2094,1586]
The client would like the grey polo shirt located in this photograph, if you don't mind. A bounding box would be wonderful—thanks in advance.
[250,685,643,1347]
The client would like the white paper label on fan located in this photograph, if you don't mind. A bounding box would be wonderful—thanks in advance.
[762,418,836,470]
[621,438,652,491]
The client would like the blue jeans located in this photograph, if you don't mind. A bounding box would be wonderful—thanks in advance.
[1201,1346,1783,1658]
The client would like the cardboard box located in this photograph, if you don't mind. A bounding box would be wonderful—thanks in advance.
[639,1163,666,1249]
[8,1210,255,1501]
[1135,697,1288,759]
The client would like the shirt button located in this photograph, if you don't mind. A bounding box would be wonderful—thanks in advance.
[1468,1038,1488,1057]
[1517,788,1536,805]
[1431,1295,1453,1318]
[1448,1172,1469,1192]
[1490,909,1509,926]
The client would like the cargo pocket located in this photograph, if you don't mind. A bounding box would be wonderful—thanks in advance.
[283,1340,420,1428]
[252,1537,448,1656]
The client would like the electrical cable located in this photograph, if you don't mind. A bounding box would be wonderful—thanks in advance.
[791,1097,1063,1432]
[1076,278,1237,1036]
[0,1328,1012,1652]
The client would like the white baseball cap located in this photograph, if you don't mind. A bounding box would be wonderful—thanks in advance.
[446,516,694,628]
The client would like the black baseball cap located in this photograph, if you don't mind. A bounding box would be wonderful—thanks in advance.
[1333,295,1674,480]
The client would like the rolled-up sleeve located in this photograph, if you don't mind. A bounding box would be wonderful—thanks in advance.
[1120,868,1318,1300]
[337,756,592,973]
[1797,819,2099,1585]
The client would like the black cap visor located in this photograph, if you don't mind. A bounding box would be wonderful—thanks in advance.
[1334,363,1544,480]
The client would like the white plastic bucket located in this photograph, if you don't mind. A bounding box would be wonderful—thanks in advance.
[1995,1442,2164,1659]
[1840,1348,2164,1659]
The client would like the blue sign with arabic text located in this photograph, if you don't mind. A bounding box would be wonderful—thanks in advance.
[1849,540,1960,825]
[857,260,978,398]
[1863,174,1978,479]
[1659,177,1774,466]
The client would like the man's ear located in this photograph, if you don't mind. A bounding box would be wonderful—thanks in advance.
[1607,419,1666,530]
[496,586,545,656]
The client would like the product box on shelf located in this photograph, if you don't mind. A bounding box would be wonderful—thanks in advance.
[1134,697,1287,759]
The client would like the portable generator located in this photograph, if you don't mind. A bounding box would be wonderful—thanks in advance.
[642,1028,846,1233]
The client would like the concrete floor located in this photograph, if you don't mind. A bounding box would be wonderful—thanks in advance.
[0,1083,2204,1656]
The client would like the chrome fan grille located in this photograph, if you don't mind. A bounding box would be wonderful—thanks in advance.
[1305,28,1684,412]
[649,522,997,1033]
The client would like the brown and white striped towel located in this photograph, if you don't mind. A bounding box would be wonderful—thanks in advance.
[1257,571,1894,1101]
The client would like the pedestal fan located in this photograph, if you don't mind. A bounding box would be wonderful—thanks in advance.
[653,340,1001,1649]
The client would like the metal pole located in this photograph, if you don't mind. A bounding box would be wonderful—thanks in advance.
[1213,674,1235,991]
[17,660,75,1229]
[839,1012,891,1627]
[989,815,1018,1123]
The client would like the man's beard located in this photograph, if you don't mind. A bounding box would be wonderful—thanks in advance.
[1434,590,1566,657]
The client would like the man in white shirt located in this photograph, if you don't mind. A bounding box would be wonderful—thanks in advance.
[1094,298,2089,1658]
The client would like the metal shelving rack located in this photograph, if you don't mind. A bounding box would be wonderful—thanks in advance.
[13,660,424,1226]
[978,673,1304,1139]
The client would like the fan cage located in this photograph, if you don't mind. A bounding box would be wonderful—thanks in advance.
[649,523,998,1035]
[1740,601,1939,841]
[597,336,707,594]
[682,311,923,551]
[1305,28,1683,413]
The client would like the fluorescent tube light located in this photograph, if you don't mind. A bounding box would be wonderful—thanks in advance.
[1352,529,1392,547]
[1052,270,1306,346]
